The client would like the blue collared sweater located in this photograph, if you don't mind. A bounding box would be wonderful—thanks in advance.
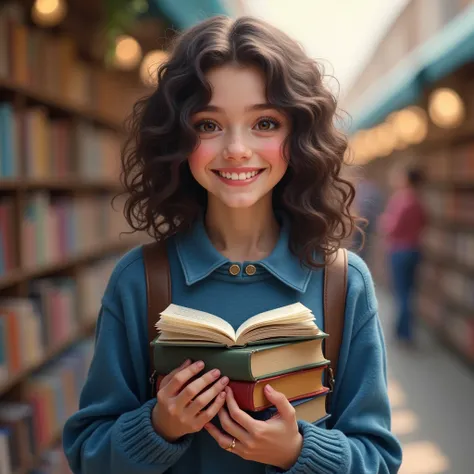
[63,216,402,473]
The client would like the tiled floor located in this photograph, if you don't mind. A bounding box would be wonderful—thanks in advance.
[378,287,474,474]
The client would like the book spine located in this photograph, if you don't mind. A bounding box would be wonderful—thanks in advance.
[153,345,255,381]
[229,381,327,412]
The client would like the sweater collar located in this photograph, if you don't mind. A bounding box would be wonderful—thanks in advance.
[174,213,312,293]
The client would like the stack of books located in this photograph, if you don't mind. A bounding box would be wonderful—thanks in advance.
[152,303,331,424]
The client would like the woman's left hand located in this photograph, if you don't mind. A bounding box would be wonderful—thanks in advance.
[204,385,303,470]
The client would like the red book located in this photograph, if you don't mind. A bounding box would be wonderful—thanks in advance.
[229,366,327,411]
[156,365,328,412]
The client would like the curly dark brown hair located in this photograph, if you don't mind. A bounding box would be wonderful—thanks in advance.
[120,15,360,268]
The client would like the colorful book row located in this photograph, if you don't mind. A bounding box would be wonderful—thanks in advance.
[422,227,474,268]
[0,5,138,124]
[0,102,121,180]
[0,193,127,275]
[0,338,94,474]
[422,142,474,183]
[0,258,116,384]
[416,289,474,364]
[423,188,474,224]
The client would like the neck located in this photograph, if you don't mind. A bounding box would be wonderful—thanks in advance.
[204,197,280,262]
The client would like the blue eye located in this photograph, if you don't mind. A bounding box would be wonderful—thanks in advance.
[195,120,221,133]
[254,118,280,131]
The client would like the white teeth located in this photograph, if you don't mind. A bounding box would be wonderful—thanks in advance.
[217,170,260,181]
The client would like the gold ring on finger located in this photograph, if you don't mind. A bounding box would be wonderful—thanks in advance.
[225,437,236,452]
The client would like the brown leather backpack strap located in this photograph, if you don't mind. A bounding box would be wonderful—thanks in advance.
[142,241,171,394]
[323,247,348,412]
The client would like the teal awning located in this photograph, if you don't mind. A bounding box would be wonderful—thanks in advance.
[349,4,474,133]
[149,0,230,29]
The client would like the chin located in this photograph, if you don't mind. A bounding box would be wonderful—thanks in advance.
[223,198,260,209]
[215,192,262,209]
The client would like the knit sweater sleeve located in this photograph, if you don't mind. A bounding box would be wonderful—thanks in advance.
[266,313,402,474]
[62,258,193,474]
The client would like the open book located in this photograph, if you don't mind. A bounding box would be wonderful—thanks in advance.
[154,302,321,347]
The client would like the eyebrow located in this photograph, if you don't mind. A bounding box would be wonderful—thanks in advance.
[197,103,278,113]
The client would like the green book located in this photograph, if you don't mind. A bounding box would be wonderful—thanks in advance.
[152,335,329,382]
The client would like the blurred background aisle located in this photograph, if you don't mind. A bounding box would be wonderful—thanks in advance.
[0,0,473,473]
[379,287,474,474]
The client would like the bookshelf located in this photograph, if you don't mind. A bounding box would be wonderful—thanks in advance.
[414,136,474,369]
[0,4,147,473]
[358,74,474,370]
[0,76,123,132]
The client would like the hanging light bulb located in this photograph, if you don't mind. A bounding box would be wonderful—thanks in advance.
[140,50,168,87]
[114,35,142,70]
[390,106,428,145]
[373,121,397,157]
[32,0,67,27]
[428,88,465,129]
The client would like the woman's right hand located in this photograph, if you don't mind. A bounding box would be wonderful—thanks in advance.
[151,359,229,442]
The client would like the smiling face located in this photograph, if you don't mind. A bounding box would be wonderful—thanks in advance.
[188,64,290,209]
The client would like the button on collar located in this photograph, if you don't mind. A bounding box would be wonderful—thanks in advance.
[245,264,257,276]
[229,264,241,276]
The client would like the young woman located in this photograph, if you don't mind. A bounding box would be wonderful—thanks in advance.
[63,15,402,474]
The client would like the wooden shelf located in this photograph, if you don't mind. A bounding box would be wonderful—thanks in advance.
[422,250,474,277]
[429,219,474,232]
[0,239,137,290]
[425,181,474,191]
[0,77,123,132]
[0,178,123,192]
[0,319,97,397]
[417,285,474,321]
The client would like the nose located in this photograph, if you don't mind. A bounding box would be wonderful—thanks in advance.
[224,138,252,161]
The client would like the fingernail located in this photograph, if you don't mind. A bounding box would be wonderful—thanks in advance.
[220,391,226,398]
[212,369,220,377]
[265,384,274,393]
[197,360,205,369]
[182,359,191,366]
[220,376,229,384]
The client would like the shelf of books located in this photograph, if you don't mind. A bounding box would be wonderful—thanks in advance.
[0,4,146,473]
[415,140,474,369]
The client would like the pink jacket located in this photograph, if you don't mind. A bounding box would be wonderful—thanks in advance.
[379,189,426,251]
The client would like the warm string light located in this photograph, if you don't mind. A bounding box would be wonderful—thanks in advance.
[140,50,168,87]
[428,88,465,129]
[114,35,142,70]
[32,0,67,27]
[389,106,428,145]
[351,93,462,165]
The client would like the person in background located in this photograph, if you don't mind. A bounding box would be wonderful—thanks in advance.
[379,164,426,345]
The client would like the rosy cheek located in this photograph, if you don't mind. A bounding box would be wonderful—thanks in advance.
[188,142,215,170]
[255,137,286,164]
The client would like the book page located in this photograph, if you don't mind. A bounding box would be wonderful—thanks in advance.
[239,321,320,345]
[159,304,236,341]
[235,303,316,341]
[157,323,234,345]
